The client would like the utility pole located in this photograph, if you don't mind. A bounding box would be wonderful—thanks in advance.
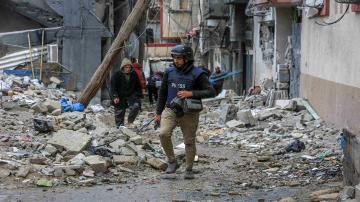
[77,0,149,106]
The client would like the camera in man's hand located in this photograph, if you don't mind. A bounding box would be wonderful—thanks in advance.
[169,97,184,118]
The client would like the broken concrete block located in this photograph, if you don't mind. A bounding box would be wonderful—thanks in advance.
[237,110,256,126]
[109,139,126,152]
[68,153,86,166]
[54,167,64,177]
[0,168,10,178]
[256,109,281,121]
[64,168,76,176]
[84,155,109,173]
[312,193,339,201]
[48,129,91,154]
[120,147,136,156]
[44,144,57,156]
[51,109,62,116]
[218,104,238,125]
[146,158,167,170]
[16,166,31,178]
[30,156,48,165]
[130,135,143,145]
[275,100,296,111]
[113,155,139,165]
[31,102,48,113]
[225,120,245,128]
[43,100,61,113]
[64,167,76,176]
[278,197,295,202]
[120,127,137,138]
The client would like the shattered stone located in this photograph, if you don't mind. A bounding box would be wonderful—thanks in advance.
[109,139,126,153]
[146,158,167,171]
[64,167,76,176]
[120,147,136,156]
[48,129,91,154]
[43,99,61,113]
[218,104,238,125]
[43,144,57,156]
[77,127,88,133]
[120,127,137,138]
[278,197,295,202]
[113,155,139,165]
[82,169,95,177]
[31,102,48,114]
[0,168,11,178]
[68,153,86,166]
[275,100,295,111]
[54,167,64,177]
[84,155,109,173]
[30,156,48,165]
[51,109,62,116]
[130,135,143,145]
[225,120,245,128]
[237,110,256,126]
[16,166,31,178]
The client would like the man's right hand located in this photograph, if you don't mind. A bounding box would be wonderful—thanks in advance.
[113,98,120,104]
[155,114,161,123]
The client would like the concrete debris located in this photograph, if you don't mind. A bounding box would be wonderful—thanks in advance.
[84,155,109,173]
[48,129,91,154]
[113,155,139,165]
[275,100,296,111]
[225,120,245,128]
[146,158,167,170]
[0,72,343,195]
[237,110,256,126]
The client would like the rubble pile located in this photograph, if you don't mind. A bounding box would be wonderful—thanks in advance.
[198,90,342,189]
[0,73,169,188]
[0,72,343,198]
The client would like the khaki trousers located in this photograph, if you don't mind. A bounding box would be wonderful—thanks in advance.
[159,107,199,170]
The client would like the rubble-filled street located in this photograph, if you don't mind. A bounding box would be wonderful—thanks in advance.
[0,73,347,201]
[2,0,360,201]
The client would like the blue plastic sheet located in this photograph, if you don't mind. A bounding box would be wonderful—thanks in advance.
[60,98,84,112]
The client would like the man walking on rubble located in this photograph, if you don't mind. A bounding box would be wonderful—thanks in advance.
[155,44,216,179]
[210,66,225,95]
[110,58,142,128]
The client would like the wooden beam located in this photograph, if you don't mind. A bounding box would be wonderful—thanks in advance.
[77,0,149,106]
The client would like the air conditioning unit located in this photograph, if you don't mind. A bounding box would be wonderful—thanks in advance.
[47,44,58,63]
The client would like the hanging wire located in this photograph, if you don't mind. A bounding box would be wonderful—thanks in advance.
[315,4,349,26]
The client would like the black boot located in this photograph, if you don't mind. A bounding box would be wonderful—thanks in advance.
[184,169,195,180]
[165,161,179,174]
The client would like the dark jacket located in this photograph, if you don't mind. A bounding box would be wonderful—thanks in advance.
[156,63,216,115]
[110,70,142,108]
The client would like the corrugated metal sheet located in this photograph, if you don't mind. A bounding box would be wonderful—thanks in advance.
[0,47,47,70]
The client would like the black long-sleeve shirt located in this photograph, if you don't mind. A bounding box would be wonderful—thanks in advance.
[156,65,216,115]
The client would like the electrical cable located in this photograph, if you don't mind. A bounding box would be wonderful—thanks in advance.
[315,4,349,26]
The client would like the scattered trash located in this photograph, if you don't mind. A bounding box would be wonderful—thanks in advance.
[33,118,54,133]
[60,98,84,112]
[315,150,333,160]
[285,140,305,153]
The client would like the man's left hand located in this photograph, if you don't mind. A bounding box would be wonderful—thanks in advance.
[177,91,193,99]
